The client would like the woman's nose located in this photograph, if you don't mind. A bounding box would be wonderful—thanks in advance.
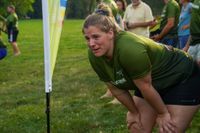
[89,39,96,47]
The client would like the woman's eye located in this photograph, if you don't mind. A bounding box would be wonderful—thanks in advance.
[85,36,89,41]
[93,35,99,40]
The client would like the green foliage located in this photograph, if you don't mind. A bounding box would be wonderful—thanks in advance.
[143,0,164,15]
[25,0,165,19]
[0,20,200,132]
[0,0,165,19]
[0,0,35,17]
[65,0,164,18]
[126,0,164,15]
[67,0,97,19]
[28,0,42,19]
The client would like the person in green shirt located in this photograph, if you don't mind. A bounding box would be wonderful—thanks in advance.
[184,0,200,67]
[6,5,20,56]
[82,12,200,132]
[152,0,180,47]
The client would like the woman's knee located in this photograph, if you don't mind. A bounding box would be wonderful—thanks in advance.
[126,111,154,133]
[167,105,200,132]
[171,118,187,133]
[127,122,152,133]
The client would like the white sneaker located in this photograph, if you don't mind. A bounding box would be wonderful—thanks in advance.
[100,90,113,99]
[108,98,121,104]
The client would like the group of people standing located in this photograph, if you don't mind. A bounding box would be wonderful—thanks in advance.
[0,5,20,60]
[123,0,191,50]
[82,0,200,132]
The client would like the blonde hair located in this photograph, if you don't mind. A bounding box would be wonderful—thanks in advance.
[83,14,118,33]
[96,3,113,17]
[82,3,122,35]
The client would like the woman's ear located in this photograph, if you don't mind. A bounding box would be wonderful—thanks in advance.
[107,29,114,39]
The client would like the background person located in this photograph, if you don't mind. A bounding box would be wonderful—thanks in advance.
[6,5,20,56]
[0,14,7,33]
[100,0,124,29]
[115,0,127,18]
[178,0,192,49]
[123,0,156,38]
[0,14,7,60]
[151,0,180,47]
[83,13,200,133]
[0,31,7,60]
[184,0,200,66]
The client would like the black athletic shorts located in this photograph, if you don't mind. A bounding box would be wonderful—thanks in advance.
[8,28,19,43]
[134,63,200,105]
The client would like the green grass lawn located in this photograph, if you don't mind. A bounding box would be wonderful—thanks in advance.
[0,20,200,133]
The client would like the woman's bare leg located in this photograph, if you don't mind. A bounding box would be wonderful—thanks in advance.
[127,96,157,133]
[167,105,200,133]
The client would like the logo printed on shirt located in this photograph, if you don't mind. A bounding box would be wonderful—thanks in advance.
[113,78,126,85]
[111,70,127,86]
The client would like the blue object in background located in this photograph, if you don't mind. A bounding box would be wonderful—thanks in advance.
[60,0,67,7]
[0,48,7,60]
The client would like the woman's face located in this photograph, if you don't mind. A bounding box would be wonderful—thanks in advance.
[83,26,114,58]
[116,1,123,11]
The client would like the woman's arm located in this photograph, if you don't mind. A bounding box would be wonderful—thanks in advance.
[127,20,156,29]
[106,82,138,114]
[183,35,191,52]
[152,17,175,41]
[133,72,177,132]
[133,73,168,115]
[181,24,190,30]
[106,82,143,130]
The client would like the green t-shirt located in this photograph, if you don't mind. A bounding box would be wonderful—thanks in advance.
[6,13,18,29]
[190,0,200,45]
[160,0,180,36]
[89,31,194,91]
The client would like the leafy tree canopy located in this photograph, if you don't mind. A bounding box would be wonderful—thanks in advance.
[0,0,35,18]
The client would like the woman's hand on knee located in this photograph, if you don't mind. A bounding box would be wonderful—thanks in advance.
[126,111,143,131]
[156,112,177,133]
